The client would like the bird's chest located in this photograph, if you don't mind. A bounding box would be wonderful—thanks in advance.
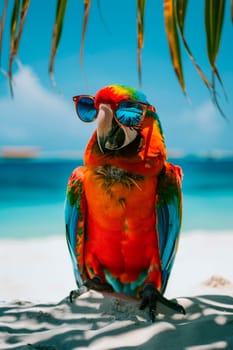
[84,165,160,278]
[84,165,158,233]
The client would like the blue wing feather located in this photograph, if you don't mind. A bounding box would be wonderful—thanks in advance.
[156,163,182,294]
[65,167,86,288]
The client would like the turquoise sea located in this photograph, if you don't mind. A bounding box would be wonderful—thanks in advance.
[0,157,232,239]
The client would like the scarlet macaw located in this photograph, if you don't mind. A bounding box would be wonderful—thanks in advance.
[65,85,185,321]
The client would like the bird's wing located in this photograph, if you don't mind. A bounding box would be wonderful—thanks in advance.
[65,166,87,288]
[156,162,183,294]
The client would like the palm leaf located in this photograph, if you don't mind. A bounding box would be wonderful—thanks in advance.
[0,0,9,69]
[49,0,68,84]
[205,0,225,65]
[137,0,145,88]
[80,0,91,66]
[8,0,20,93]
[13,0,30,53]
[8,0,30,96]
[164,0,185,93]
[175,0,212,91]
[231,0,233,22]
[205,0,227,118]
[9,0,20,61]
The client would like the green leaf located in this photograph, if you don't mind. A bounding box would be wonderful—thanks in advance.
[175,0,187,33]
[14,0,30,53]
[205,0,227,118]
[175,0,212,91]
[10,0,20,51]
[80,0,91,66]
[8,0,30,96]
[0,0,9,68]
[164,0,185,93]
[205,0,225,66]
[49,0,68,81]
[137,0,145,88]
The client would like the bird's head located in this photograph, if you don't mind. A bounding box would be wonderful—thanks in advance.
[73,85,166,175]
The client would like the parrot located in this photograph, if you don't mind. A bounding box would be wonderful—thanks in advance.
[65,84,185,321]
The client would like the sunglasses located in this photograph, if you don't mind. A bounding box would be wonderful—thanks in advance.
[72,95,156,127]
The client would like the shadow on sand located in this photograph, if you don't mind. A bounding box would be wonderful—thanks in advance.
[0,291,233,350]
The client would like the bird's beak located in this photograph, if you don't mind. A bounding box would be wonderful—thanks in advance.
[96,104,138,153]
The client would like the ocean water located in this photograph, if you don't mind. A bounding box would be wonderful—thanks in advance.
[0,157,232,239]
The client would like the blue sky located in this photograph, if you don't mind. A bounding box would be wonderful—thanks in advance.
[0,0,232,156]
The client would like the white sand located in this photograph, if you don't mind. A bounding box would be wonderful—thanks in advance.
[0,232,233,349]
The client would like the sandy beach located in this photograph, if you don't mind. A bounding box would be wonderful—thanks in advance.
[1,231,233,349]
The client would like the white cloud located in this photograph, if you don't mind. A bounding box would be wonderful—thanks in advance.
[163,99,232,153]
[180,100,223,133]
[0,65,96,154]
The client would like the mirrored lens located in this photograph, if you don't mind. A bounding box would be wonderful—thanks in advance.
[115,101,144,126]
[77,97,96,122]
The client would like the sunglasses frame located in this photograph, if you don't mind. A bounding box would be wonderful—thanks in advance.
[72,95,156,127]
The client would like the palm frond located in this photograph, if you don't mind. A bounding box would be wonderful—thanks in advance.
[8,0,30,96]
[205,0,227,118]
[8,0,20,91]
[205,0,225,64]
[80,0,91,66]
[13,0,30,53]
[231,0,233,22]
[0,0,8,69]
[137,0,145,88]
[175,0,212,91]
[164,0,185,93]
[49,0,68,85]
